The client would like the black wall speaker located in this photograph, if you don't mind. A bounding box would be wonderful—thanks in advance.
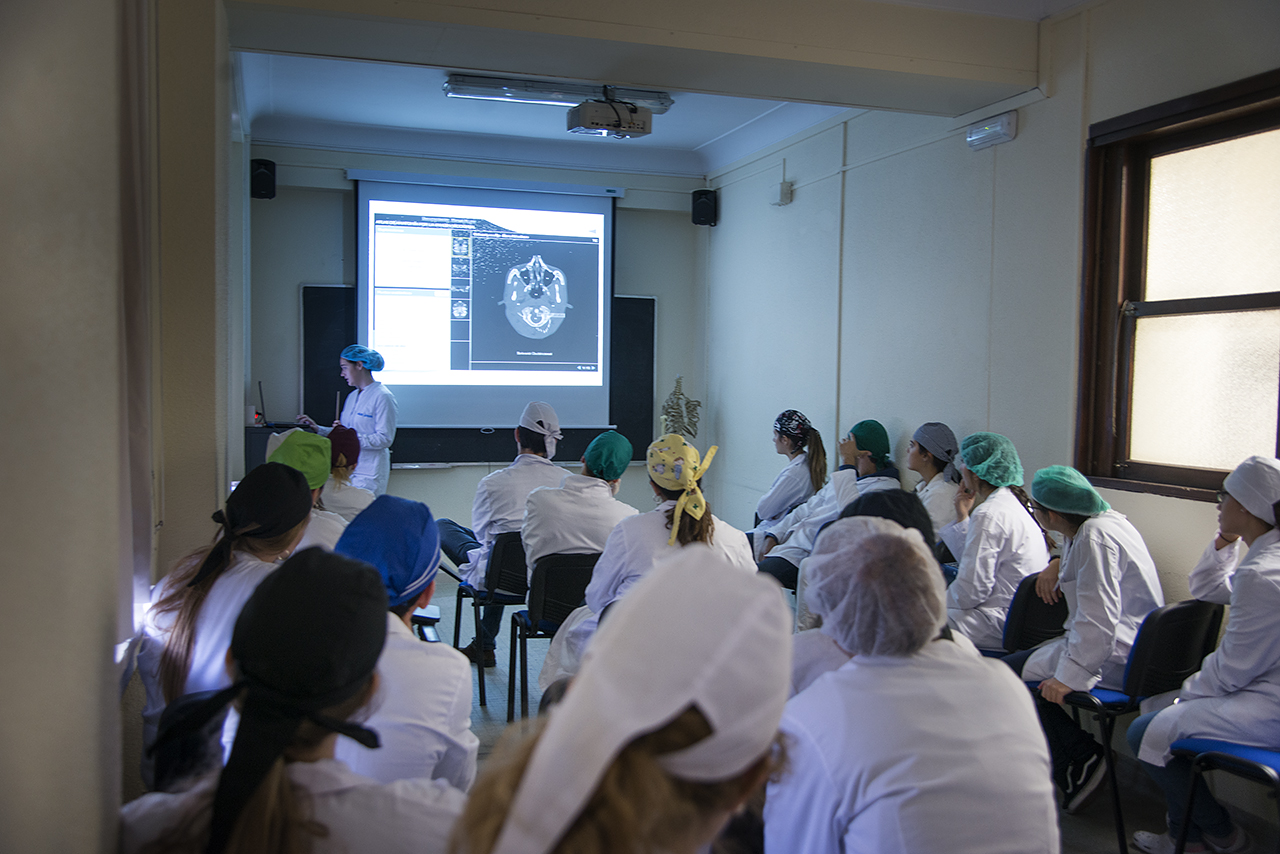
[250,159,276,200]
[691,188,718,226]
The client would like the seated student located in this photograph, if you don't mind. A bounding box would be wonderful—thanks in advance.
[452,547,792,854]
[907,421,962,536]
[1126,456,1280,854]
[939,432,1052,650]
[522,430,639,581]
[791,490,937,687]
[763,517,1060,854]
[750,409,827,558]
[318,424,375,523]
[333,495,479,791]
[1002,466,1164,814]
[267,428,348,550]
[136,462,312,787]
[757,419,897,590]
[538,434,754,689]
[437,401,567,666]
[121,549,465,854]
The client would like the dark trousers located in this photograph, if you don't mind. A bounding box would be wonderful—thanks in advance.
[1126,712,1233,844]
[758,555,799,590]
[1003,649,1105,785]
[436,518,505,650]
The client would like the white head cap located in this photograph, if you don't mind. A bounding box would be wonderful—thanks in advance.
[489,545,792,854]
[519,401,563,460]
[1224,455,1280,526]
[264,427,304,460]
[804,516,946,657]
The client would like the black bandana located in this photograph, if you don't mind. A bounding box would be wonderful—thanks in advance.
[774,409,812,444]
[154,548,388,854]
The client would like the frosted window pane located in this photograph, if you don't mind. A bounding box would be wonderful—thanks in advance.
[1146,128,1280,300]
[1130,310,1279,470]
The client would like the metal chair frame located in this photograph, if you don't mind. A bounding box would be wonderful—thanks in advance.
[1170,738,1280,854]
[452,531,527,706]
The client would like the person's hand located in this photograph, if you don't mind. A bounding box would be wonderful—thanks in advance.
[1214,531,1240,551]
[298,414,317,428]
[1038,677,1073,706]
[760,535,778,558]
[838,435,861,467]
[954,483,976,522]
[1036,558,1061,604]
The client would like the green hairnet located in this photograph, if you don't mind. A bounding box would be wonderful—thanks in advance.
[268,430,331,490]
[584,430,632,481]
[959,432,1023,488]
[1031,466,1109,517]
[849,420,891,467]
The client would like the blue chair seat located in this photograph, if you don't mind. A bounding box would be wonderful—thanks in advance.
[1167,738,1280,854]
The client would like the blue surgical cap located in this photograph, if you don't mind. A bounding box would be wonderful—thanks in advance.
[341,344,385,372]
[336,496,440,606]
[959,432,1024,488]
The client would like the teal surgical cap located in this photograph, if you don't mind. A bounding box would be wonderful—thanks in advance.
[849,420,891,467]
[584,430,632,481]
[959,432,1024,488]
[341,344,385,372]
[1031,465,1109,517]
[267,430,331,490]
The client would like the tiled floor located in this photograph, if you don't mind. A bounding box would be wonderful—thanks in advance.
[433,574,1273,853]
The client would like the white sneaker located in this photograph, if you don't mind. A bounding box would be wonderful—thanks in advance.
[1131,830,1207,854]
[1206,826,1252,854]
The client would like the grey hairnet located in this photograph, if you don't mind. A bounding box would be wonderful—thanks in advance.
[804,516,946,657]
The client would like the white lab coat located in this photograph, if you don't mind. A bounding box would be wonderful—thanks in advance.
[790,470,902,630]
[296,507,347,552]
[319,381,397,496]
[751,453,817,552]
[521,473,638,581]
[764,635,1060,854]
[1137,528,1280,766]
[915,471,959,535]
[760,468,864,569]
[789,629,852,697]
[335,614,478,791]
[120,757,466,854]
[942,488,1051,650]
[457,454,568,589]
[538,502,755,689]
[1022,510,1164,691]
[136,552,279,785]
[321,476,375,523]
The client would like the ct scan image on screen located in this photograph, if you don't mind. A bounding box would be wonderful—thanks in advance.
[367,200,605,389]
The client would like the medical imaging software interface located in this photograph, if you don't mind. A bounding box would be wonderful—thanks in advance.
[367,200,606,389]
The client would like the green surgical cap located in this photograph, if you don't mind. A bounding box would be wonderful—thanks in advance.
[959,432,1023,488]
[849,420,891,466]
[1031,465,1109,517]
[268,431,331,490]
[584,430,632,481]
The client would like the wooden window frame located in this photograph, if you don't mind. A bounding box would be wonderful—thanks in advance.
[1076,68,1280,501]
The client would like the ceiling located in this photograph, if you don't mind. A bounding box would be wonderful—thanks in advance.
[235,0,1085,178]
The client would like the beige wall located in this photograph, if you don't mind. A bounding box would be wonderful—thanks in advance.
[2,0,125,850]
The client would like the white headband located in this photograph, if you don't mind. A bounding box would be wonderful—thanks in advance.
[519,401,563,460]
[490,545,792,854]
[1224,455,1280,525]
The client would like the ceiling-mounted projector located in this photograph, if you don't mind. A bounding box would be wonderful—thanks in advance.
[567,100,652,138]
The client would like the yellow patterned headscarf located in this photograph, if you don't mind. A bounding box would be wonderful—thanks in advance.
[647,434,718,545]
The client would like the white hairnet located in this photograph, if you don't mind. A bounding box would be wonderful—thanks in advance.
[489,545,792,854]
[1224,455,1280,526]
[804,516,946,657]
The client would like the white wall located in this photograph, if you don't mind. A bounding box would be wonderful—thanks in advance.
[246,145,705,518]
[704,0,1280,596]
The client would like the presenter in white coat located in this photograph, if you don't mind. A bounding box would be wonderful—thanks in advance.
[299,344,397,496]
[1126,455,1280,854]
[939,432,1052,650]
[1004,465,1164,815]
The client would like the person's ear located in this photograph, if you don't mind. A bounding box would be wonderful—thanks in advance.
[414,579,436,609]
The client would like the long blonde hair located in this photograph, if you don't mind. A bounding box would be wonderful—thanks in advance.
[451,707,785,854]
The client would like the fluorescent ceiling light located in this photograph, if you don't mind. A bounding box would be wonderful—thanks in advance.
[444,74,674,115]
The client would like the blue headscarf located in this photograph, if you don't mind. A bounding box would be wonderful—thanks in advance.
[336,496,440,606]
[341,344,385,372]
